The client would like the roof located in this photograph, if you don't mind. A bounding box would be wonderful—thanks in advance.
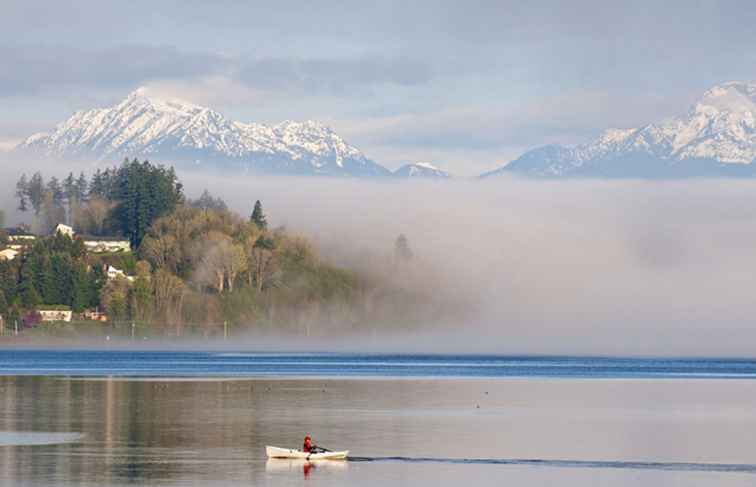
[4,227,35,237]
[80,235,130,242]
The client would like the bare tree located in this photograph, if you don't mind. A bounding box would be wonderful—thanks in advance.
[248,236,278,292]
[195,232,247,293]
[152,269,184,327]
[79,197,114,235]
[140,234,179,274]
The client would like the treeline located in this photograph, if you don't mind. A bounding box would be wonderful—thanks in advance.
[15,160,182,246]
[2,159,434,336]
[0,233,106,324]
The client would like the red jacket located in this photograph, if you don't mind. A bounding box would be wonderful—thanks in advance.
[303,438,313,452]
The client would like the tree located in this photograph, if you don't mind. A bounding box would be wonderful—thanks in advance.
[394,234,413,262]
[15,174,28,212]
[47,177,65,210]
[130,261,153,322]
[41,191,65,234]
[26,172,46,216]
[190,189,227,212]
[152,269,184,325]
[250,200,267,230]
[78,197,114,235]
[76,172,88,200]
[140,234,179,274]
[100,275,130,321]
[70,262,91,313]
[109,159,184,247]
[196,233,247,293]
[248,236,277,292]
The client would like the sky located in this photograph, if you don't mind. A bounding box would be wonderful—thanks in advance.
[2,1,756,175]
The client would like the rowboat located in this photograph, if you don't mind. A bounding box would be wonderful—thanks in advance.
[266,445,349,460]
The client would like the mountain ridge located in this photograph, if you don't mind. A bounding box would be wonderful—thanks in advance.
[485,81,756,178]
[16,88,391,177]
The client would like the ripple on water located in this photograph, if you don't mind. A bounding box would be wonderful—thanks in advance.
[0,431,83,446]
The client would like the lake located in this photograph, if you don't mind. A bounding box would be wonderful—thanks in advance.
[1,350,756,486]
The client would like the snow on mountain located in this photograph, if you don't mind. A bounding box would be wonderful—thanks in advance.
[484,81,756,178]
[15,88,391,177]
[393,162,451,179]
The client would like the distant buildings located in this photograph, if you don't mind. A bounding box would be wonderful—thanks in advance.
[106,265,134,282]
[36,306,73,323]
[5,227,36,250]
[82,238,131,253]
[2,224,131,254]
[0,248,19,261]
[54,223,75,238]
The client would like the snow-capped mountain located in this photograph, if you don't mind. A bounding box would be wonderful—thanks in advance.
[15,88,391,177]
[484,81,756,178]
[393,162,451,179]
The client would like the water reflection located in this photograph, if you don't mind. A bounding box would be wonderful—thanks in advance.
[2,376,756,486]
[266,458,349,479]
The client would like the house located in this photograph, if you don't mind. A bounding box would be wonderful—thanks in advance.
[5,228,36,250]
[55,223,75,238]
[52,223,131,253]
[82,309,108,322]
[107,265,135,282]
[83,237,131,253]
[0,248,19,261]
[37,306,73,323]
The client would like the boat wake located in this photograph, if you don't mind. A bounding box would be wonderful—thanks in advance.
[348,456,756,474]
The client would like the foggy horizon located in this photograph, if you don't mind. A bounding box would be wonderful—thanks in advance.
[3,155,756,357]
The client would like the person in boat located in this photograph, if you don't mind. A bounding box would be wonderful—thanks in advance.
[303,435,321,453]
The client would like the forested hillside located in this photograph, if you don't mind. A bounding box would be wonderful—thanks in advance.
[1,160,438,337]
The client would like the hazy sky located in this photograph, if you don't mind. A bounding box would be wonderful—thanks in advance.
[3,0,756,174]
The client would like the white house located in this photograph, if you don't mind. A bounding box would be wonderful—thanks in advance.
[0,248,19,261]
[55,223,75,238]
[84,239,131,253]
[107,265,135,282]
[5,228,36,250]
[37,308,73,322]
[51,223,131,253]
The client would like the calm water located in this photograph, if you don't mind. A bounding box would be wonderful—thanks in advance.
[1,350,756,486]
[1,350,756,378]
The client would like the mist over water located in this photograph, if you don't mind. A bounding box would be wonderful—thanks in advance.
[3,155,756,356]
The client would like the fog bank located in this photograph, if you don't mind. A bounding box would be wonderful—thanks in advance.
[3,156,756,356]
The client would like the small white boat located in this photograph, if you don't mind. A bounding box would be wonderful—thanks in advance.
[266,445,349,460]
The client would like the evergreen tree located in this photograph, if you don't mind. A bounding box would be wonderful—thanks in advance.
[70,262,90,313]
[109,159,183,247]
[89,169,105,198]
[394,234,413,262]
[18,263,40,308]
[47,177,64,206]
[15,174,28,212]
[63,173,77,201]
[76,172,89,202]
[27,172,45,216]
[250,200,267,230]
[0,290,7,317]
[191,189,227,212]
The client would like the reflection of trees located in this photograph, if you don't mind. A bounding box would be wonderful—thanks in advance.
[0,376,392,485]
[0,377,266,484]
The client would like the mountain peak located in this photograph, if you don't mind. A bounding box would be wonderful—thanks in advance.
[487,80,756,178]
[393,162,451,179]
[14,89,390,177]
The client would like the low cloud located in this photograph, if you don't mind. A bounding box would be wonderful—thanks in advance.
[3,154,756,356]
[234,56,434,94]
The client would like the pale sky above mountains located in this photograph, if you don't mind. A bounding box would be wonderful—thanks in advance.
[3,1,756,175]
